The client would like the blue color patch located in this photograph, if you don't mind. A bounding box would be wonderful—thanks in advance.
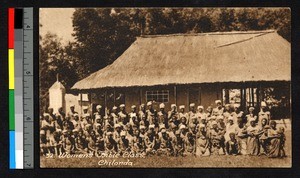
[9,131,16,169]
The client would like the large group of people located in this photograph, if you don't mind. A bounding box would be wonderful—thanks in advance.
[40,100,286,158]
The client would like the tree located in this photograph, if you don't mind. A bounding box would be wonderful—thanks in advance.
[71,8,140,79]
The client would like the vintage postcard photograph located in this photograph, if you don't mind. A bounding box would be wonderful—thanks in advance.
[39,7,291,168]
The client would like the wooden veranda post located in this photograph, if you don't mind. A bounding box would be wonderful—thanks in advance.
[243,87,247,111]
[113,89,116,106]
[80,93,83,115]
[174,86,177,105]
[187,88,190,108]
[140,88,143,105]
[104,90,107,116]
[198,87,201,105]
[251,87,255,107]
[88,91,92,113]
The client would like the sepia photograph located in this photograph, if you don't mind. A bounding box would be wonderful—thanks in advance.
[39,7,291,168]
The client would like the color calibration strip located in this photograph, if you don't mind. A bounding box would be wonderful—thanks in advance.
[9,7,34,169]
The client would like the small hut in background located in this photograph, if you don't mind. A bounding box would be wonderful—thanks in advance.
[71,30,291,117]
[49,78,66,113]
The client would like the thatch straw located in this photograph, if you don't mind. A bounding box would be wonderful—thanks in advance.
[72,30,290,90]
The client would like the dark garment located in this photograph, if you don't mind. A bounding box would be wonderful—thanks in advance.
[105,138,118,152]
[158,111,168,128]
[56,112,65,129]
[118,138,130,152]
[226,140,239,155]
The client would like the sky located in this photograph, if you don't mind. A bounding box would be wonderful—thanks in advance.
[40,8,75,45]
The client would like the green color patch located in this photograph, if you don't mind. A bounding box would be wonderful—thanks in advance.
[9,89,15,130]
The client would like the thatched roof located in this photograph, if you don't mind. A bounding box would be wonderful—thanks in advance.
[72,30,290,90]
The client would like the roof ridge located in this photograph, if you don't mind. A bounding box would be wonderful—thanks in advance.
[139,30,276,38]
[216,32,272,48]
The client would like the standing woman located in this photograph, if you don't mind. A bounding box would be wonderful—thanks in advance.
[139,104,146,119]
[196,106,206,122]
[231,104,244,125]
[118,104,129,125]
[258,101,271,126]
[267,121,286,158]
[224,117,236,143]
[110,106,119,125]
[223,104,232,124]
[245,107,257,127]
[157,103,168,128]
[188,103,197,125]
[246,117,260,156]
[206,106,213,120]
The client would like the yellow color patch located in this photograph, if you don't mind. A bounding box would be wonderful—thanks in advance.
[9,49,14,89]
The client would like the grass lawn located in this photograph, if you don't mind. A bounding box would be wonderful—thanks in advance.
[40,128,291,168]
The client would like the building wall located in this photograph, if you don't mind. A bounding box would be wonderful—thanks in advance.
[176,85,188,108]
[65,84,223,114]
[124,88,140,111]
[200,84,222,109]
[120,84,222,111]
[140,86,176,111]
[189,86,201,106]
